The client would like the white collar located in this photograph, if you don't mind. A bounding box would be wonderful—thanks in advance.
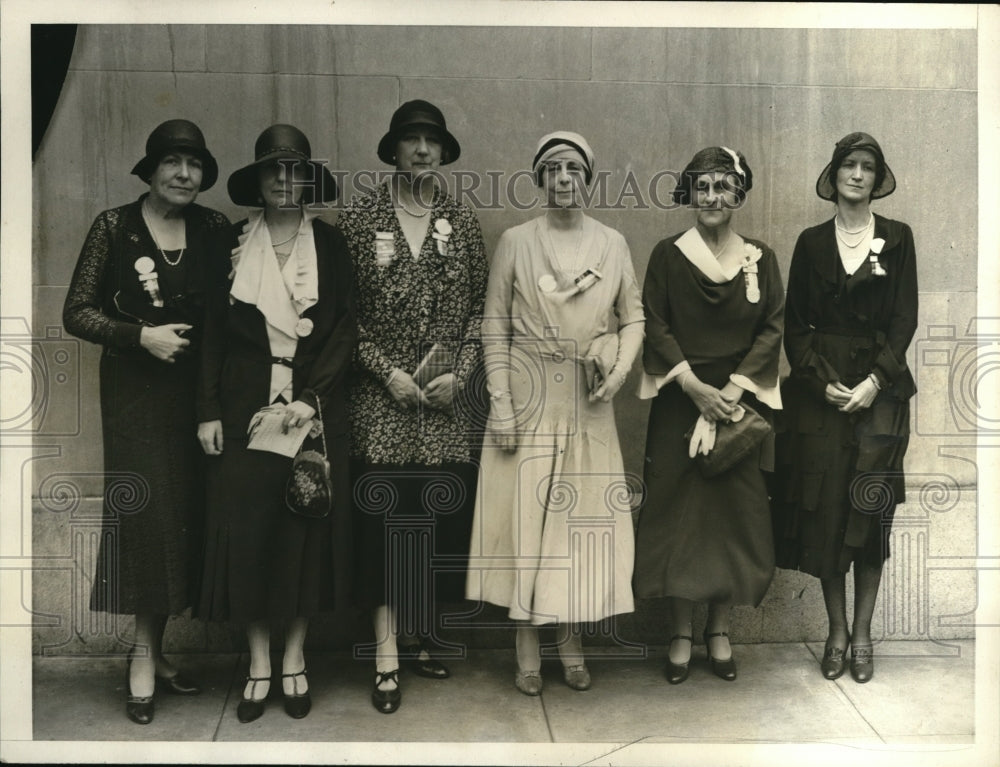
[676,226,747,283]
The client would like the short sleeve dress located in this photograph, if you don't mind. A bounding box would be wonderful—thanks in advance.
[632,227,784,607]
[466,215,644,625]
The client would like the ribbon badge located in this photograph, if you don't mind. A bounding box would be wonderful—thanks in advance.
[134,256,164,307]
[374,231,395,267]
[742,243,762,304]
[869,238,887,277]
[433,218,452,256]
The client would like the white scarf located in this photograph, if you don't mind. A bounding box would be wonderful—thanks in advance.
[229,208,320,337]
[229,208,320,404]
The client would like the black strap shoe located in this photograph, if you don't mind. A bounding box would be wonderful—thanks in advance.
[237,676,270,723]
[371,669,401,714]
[282,669,312,719]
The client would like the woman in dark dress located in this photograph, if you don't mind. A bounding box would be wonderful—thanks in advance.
[196,124,356,722]
[63,119,230,724]
[777,132,917,683]
[633,147,784,684]
[337,100,488,714]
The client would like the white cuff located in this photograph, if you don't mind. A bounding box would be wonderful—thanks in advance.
[730,373,782,410]
[638,361,690,400]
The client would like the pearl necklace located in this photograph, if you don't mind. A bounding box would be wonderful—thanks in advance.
[396,194,430,218]
[835,213,874,249]
[142,199,185,266]
[271,229,298,248]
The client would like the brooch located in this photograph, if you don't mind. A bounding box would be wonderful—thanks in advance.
[741,243,762,304]
[295,317,314,337]
[433,218,452,256]
[134,256,164,307]
[538,274,558,294]
[869,238,887,277]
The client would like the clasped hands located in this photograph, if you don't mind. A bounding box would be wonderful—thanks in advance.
[679,372,743,458]
[824,377,878,413]
[387,369,456,411]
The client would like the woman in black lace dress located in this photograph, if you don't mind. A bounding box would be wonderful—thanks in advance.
[63,119,230,724]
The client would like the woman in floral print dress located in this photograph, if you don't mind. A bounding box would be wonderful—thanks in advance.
[337,100,488,714]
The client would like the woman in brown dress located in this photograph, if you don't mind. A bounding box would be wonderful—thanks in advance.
[777,132,917,683]
[633,147,784,685]
[63,119,230,724]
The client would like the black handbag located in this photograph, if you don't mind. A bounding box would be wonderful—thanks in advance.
[285,399,332,519]
[684,402,772,478]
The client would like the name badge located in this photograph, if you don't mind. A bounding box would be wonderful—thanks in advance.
[374,232,395,266]
[574,268,602,293]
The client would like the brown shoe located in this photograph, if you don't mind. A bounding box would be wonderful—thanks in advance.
[514,669,542,696]
[562,664,591,691]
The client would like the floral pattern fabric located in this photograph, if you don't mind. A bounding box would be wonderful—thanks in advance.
[337,181,488,465]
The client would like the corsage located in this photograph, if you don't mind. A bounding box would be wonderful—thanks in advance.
[869,238,886,277]
[741,243,762,304]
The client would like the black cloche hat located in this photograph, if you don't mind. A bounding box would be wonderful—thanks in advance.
[131,118,219,191]
[227,124,338,207]
[376,99,461,166]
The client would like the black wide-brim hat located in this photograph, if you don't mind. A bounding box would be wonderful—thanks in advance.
[227,123,338,207]
[131,118,219,191]
[816,131,896,201]
[376,99,461,166]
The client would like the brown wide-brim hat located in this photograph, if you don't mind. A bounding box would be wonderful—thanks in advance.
[227,123,338,207]
[376,99,461,166]
[816,131,896,201]
[131,118,219,191]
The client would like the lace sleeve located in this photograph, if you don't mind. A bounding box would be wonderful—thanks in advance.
[62,210,144,349]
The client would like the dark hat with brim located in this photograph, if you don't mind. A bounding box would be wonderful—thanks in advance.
[227,124,338,207]
[816,131,896,201]
[376,99,461,166]
[131,118,219,191]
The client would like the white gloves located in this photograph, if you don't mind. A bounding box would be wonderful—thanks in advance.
[688,405,745,458]
[688,415,717,458]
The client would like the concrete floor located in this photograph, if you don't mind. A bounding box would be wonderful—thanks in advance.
[28,639,975,761]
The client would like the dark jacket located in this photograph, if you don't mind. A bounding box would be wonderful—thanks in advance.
[784,214,918,402]
[196,218,357,437]
[782,213,918,510]
[63,195,231,354]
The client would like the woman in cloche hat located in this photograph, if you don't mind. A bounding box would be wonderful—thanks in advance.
[195,124,356,723]
[776,132,918,684]
[337,100,487,714]
[64,119,230,724]
[633,145,784,686]
[467,130,646,696]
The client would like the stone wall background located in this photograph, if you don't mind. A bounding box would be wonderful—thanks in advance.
[30,25,980,655]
